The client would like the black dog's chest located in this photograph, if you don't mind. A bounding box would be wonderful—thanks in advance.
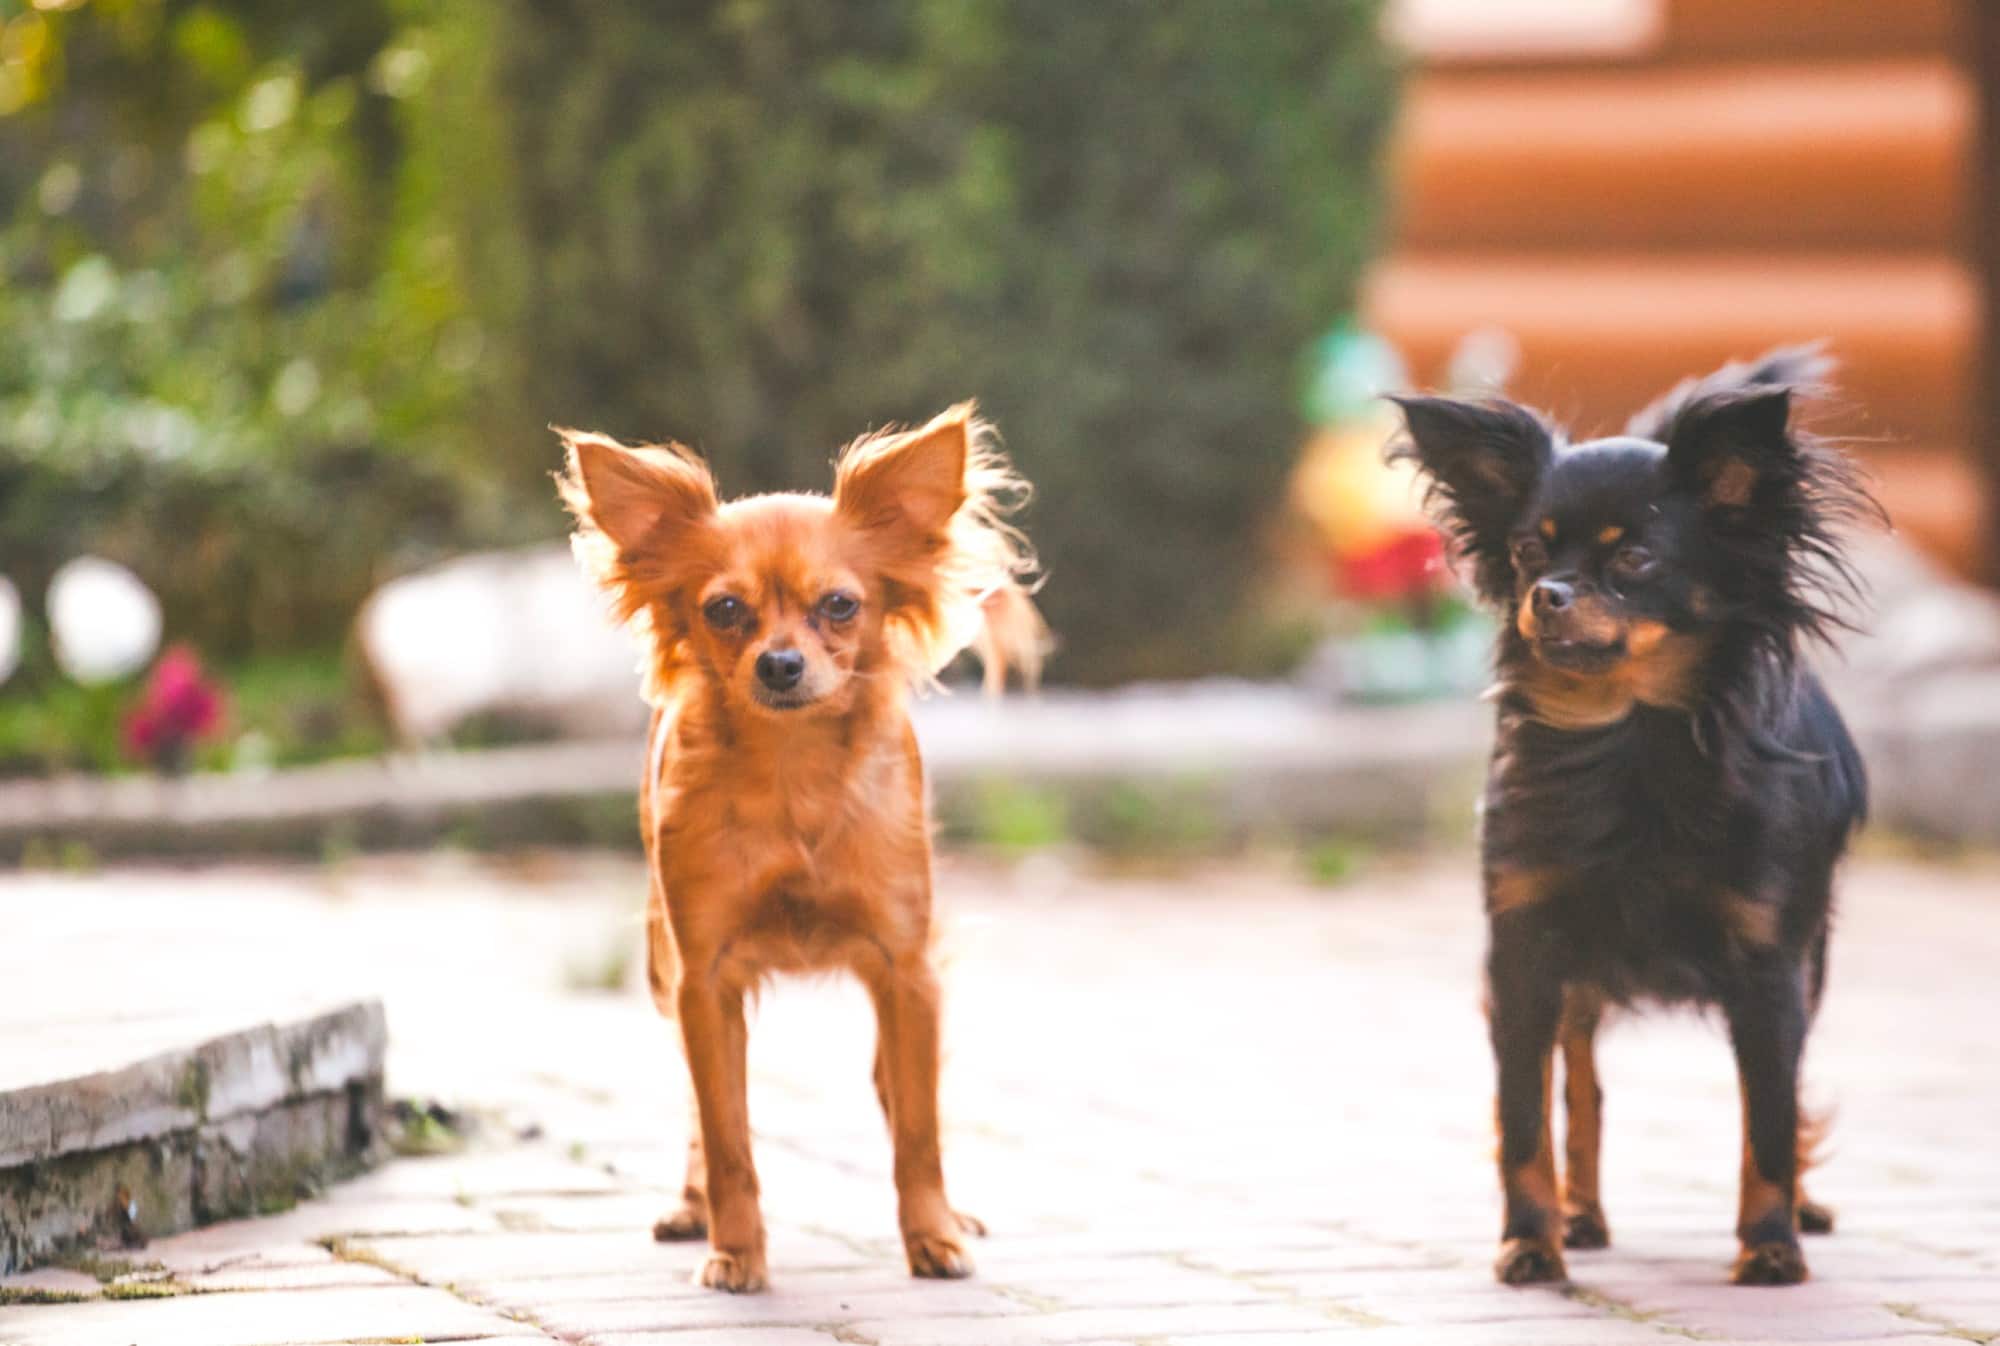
[1546,867,1739,1004]
[1485,707,1747,1003]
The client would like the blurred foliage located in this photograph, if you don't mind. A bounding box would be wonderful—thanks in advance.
[0,648,385,775]
[949,777,1071,854]
[1301,834,1370,886]
[0,0,521,672]
[0,0,1396,764]
[502,0,1396,683]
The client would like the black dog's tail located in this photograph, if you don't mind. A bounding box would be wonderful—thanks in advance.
[1624,343,1834,443]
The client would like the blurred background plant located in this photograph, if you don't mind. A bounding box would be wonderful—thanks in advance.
[0,0,528,771]
[504,0,1395,685]
[0,0,1396,773]
[1286,322,1497,701]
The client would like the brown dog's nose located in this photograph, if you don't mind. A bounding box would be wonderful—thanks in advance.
[1532,578,1575,613]
[755,648,806,692]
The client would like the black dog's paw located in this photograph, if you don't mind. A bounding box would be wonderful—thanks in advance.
[1797,1198,1836,1235]
[652,1204,707,1242]
[1563,1204,1611,1250]
[1732,1239,1809,1286]
[1495,1236,1568,1285]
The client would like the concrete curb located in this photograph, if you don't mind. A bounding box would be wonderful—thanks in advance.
[0,1001,387,1274]
[0,682,1992,861]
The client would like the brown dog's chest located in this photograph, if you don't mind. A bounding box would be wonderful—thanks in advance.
[655,736,930,981]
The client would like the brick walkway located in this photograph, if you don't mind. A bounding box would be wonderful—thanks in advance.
[3,851,1998,1345]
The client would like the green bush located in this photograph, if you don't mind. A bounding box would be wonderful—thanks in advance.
[0,0,1396,712]
[0,0,517,664]
[501,0,1395,683]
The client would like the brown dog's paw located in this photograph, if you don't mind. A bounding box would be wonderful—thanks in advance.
[1797,1198,1836,1235]
[1563,1204,1611,1250]
[1732,1239,1808,1286]
[906,1228,975,1280]
[694,1248,768,1293]
[652,1205,707,1242]
[1494,1236,1568,1286]
[954,1209,987,1238]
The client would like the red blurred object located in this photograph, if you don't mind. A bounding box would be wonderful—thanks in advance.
[124,646,226,773]
[1330,528,1447,602]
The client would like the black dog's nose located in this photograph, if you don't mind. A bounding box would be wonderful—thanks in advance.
[755,648,806,692]
[1532,578,1574,613]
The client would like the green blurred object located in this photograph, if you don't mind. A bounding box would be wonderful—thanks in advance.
[953,777,1071,854]
[0,0,1397,697]
[1299,319,1409,429]
[501,0,1397,684]
[0,0,519,662]
[0,645,388,778]
[1317,603,1495,705]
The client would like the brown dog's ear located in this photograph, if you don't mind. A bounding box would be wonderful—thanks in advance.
[555,428,718,553]
[833,405,970,547]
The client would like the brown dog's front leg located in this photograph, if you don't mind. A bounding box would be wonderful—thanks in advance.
[867,958,973,1279]
[677,974,766,1291]
[873,1037,986,1240]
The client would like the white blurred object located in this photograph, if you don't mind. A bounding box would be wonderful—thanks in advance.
[0,577,19,686]
[1445,327,1522,396]
[1387,0,1662,60]
[1829,534,2000,691]
[357,545,650,743]
[47,557,162,685]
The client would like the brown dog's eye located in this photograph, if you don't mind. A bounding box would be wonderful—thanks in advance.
[1609,545,1655,579]
[818,591,860,623]
[702,595,746,629]
[1510,537,1548,571]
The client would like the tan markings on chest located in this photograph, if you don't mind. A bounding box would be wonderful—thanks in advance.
[1517,622,1710,729]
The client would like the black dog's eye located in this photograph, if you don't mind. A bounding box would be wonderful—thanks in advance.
[702,595,746,629]
[818,591,860,623]
[1510,537,1548,571]
[1609,545,1655,580]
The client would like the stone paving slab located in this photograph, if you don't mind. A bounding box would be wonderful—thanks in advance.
[0,1282,521,1345]
[0,851,1997,1344]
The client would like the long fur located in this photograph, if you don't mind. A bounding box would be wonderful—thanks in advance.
[556,404,1047,702]
[1639,346,1883,670]
[551,403,1038,1290]
[1391,346,1879,1288]
[832,404,1048,691]
[1387,395,1556,606]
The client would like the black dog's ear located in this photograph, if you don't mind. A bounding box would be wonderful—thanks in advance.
[1662,385,1794,511]
[1388,395,1554,602]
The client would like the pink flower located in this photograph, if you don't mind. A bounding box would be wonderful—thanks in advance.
[1330,528,1446,602]
[124,646,226,771]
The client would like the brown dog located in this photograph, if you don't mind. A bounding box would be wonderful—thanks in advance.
[556,405,1042,1292]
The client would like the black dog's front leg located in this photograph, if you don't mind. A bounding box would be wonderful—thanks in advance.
[1725,957,1810,1285]
[1488,911,1567,1284]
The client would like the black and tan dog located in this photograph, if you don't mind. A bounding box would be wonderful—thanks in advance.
[1392,348,1877,1287]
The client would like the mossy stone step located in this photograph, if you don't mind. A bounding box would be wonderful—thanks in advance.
[0,1002,386,1275]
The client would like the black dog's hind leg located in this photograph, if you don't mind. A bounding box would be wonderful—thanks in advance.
[1726,958,1811,1285]
[1795,928,1836,1235]
[1559,988,1611,1250]
[1489,913,1568,1285]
